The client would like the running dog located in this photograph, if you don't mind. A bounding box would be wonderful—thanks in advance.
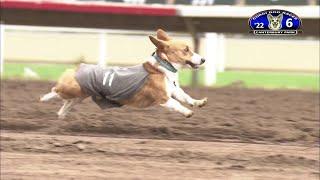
[40,29,207,119]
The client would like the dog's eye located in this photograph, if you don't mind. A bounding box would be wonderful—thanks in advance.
[184,46,189,52]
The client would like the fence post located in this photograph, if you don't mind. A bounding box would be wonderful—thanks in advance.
[183,18,200,87]
[0,23,4,75]
[192,34,200,87]
[204,33,217,86]
[204,33,225,86]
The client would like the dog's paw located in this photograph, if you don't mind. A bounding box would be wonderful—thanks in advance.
[184,110,194,118]
[193,97,208,108]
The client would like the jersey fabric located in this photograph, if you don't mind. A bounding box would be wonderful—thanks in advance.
[75,63,149,109]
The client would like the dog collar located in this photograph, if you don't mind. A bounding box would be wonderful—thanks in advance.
[152,52,177,73]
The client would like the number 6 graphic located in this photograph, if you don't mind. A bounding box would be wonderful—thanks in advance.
[286,18,293,28]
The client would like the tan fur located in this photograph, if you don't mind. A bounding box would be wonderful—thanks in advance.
[54,68,87,99]
[149,33,193,65]
[54,62,168,108]
[119,62,168,108]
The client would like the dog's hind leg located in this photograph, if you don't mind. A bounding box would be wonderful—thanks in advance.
[40,87,60,102]
[57,98,83,119]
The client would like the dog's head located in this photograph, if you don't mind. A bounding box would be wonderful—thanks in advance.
[267,14,283,30]
[149,29,205,69]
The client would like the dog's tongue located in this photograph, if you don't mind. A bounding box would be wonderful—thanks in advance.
[186,60,199,69]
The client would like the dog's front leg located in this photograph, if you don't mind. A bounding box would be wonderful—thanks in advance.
[161,98,194,118]
[172,87,207,108]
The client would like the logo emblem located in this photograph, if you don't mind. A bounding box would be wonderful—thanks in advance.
[249,9,302,35]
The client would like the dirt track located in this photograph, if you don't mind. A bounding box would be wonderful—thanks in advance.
[1,80,319,179]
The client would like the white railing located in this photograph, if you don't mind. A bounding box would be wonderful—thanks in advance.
[0,25,225,86]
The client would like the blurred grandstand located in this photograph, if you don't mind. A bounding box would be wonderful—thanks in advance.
[0,0,319,89]
[36,0,320,5]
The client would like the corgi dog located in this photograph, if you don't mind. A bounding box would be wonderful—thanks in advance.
[40,29,207,119]
[267,13,283,31]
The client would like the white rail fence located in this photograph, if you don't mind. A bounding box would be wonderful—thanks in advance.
[0,25,225,86]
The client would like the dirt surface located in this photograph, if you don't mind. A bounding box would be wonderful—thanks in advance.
[1,80,319,179]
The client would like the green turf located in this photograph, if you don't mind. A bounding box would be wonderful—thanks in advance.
[2,63,73,80]
[179,69,319,90]
[2,63,319,90]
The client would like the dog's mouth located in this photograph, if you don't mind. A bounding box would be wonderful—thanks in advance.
[186,61,200,69]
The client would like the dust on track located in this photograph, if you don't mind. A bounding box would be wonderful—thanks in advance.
[1,80,319,179]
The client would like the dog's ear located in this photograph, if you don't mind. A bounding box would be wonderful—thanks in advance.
[277,14,283,21]
[156,29,171,41]
[149,36,168,49]
[267,14,273,22]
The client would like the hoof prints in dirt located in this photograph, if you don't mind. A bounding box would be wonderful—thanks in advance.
[1,80,319,145]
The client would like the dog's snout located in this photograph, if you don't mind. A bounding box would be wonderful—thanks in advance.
[200,58,206,64]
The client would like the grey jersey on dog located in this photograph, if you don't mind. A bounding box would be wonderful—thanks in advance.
[75,63,149,109]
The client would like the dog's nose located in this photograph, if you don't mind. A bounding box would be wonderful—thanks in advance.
[200,58,206,64]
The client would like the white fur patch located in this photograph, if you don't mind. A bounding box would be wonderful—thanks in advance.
[172,87,195,106]
[161,98,192,116]
[191,53,202,65]
[40,91,59,102]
